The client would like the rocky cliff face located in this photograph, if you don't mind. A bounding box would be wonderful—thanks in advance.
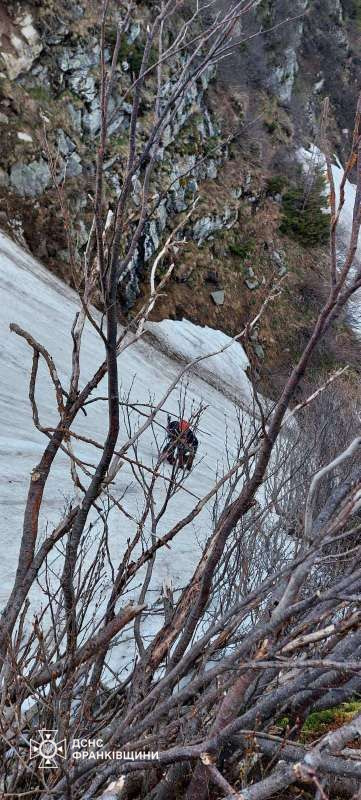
[0,0,360,388]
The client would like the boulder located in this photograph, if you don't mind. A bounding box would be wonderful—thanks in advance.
[57,130,76,157]
[144,220,159,261]
[245,267,260,290]
[156,200,168,232]
[108,111,127,137]
[196,107,216,139]
[186,178,198,196]
[45,20,70,45]
[68,72,97,102]
[253,343,265,360]
[23,63,51,91]
[77,220,88,246]
[131,175,142,206]
[193,208,235,244]
[168,184,187,214]
[82,104,102,136]
[84,97,117,137]
[17,132,33,143]
[272,47,298,104]
[271,249,288,276]
[67,103,82,133]
[0,169,9,188]
[64,153,83,178]
[58,47,99,74]
[271,250,283,268]
[127,21,140,44]
[0,9,43,80]
[206,159,218,180]
[211,290,225,306]
[10,160,51,196]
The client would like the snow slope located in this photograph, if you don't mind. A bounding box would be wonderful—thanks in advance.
[298,145,361,331]
[0,231,255,670]
[298,145,358,244]
[147,317,250,397]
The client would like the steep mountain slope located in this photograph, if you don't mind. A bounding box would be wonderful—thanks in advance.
[1,0,361,391]
[0,229,257,669]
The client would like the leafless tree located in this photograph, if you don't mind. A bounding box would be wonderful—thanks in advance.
[2,2,361,799]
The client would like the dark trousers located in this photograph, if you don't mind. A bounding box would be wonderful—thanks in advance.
[163,439,197,470]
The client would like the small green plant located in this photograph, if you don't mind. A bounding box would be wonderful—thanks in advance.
[229,260,246,275]
[203,134,221,157]
[120,39,144,75]
[302,700,361,740]
[277,716,290,730]
[229,238,255,259]
[258,0,273,26]
[106,30,157,77]
[279,166,330,246]
[264,119,277,134]
[266,175,288,195]
[111,133,128,149]
[345,0,361,25]
[277,700,361,743]
[27,86,53,103]
[302,708,336,738]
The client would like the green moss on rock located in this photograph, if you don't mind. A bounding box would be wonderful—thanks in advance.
[301,700,361,740]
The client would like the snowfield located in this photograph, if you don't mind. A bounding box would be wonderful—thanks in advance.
[0,231,256,671]
[298,145,361,331]
[298,145,359,241]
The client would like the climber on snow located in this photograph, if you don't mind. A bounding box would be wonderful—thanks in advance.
[163,415,198,471]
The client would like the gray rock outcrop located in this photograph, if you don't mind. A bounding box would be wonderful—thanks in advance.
[10,160,51,197]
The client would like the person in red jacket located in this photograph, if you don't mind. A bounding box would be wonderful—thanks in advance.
[163,415,198,470]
